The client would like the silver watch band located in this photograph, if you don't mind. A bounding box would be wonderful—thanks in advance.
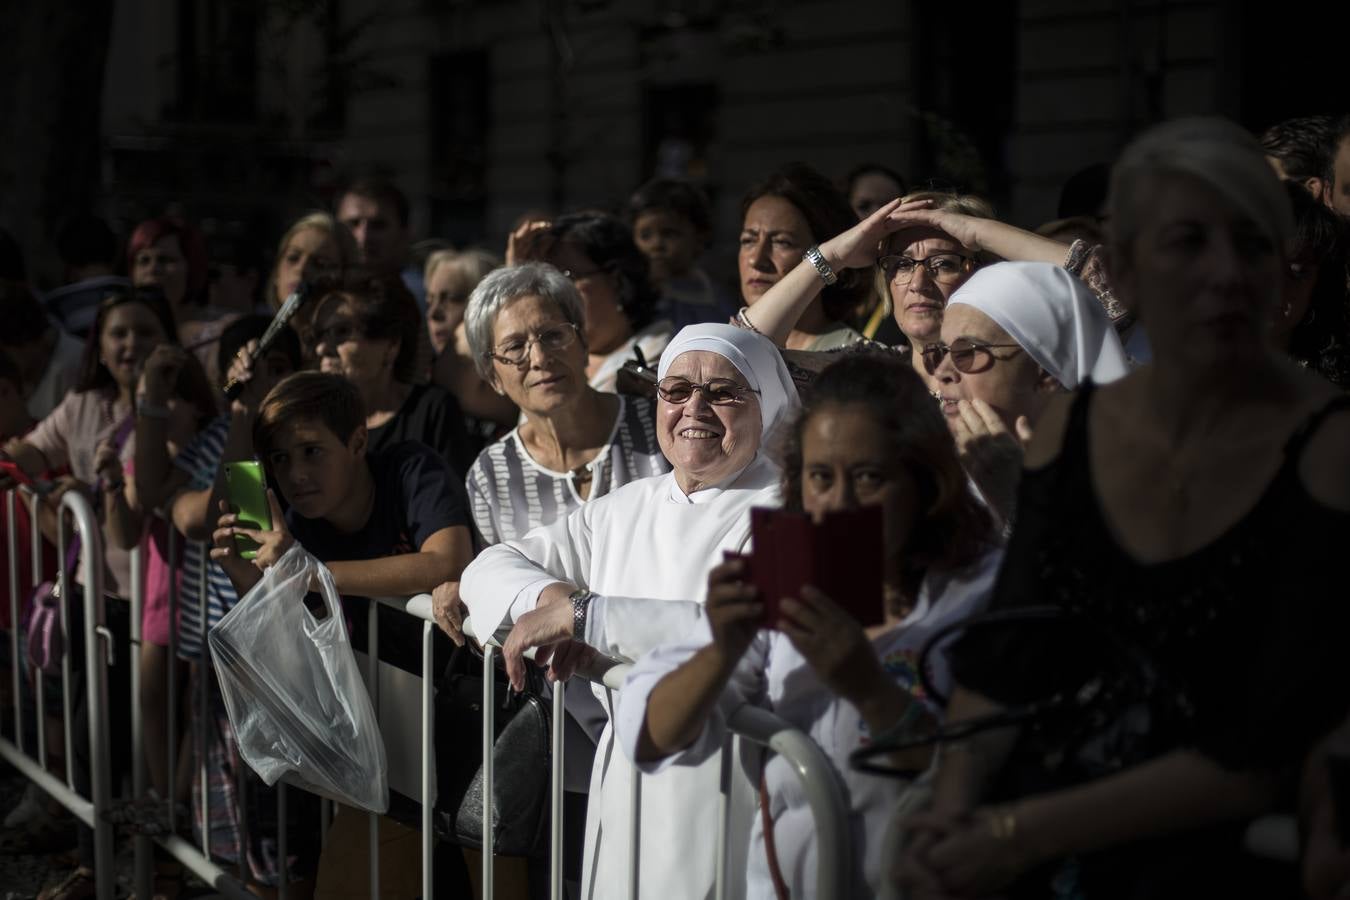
[569,588,595,639]
[803,245,838,286]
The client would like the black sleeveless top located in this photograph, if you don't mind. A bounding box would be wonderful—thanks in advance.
[949,384,1350,897]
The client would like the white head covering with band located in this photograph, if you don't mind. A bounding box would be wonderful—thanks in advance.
[657,322,800,444]
[947,261,1130,389]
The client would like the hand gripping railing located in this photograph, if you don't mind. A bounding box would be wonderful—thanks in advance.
[460,611,853,900]
[0,486,116,900]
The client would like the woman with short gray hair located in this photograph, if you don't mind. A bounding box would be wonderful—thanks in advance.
[434,261,669,893]
[456,263,670,547]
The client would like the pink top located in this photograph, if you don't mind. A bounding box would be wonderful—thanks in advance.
[26,389,198,598]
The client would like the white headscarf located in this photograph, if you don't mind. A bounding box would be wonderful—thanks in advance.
[947,262,1130,389]
[657,323,800,444]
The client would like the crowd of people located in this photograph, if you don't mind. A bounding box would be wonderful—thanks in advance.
[0,110,1347,900]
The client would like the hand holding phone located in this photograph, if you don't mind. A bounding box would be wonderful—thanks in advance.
[224,461,271,560]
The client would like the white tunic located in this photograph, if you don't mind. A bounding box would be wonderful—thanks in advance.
[614,549,1004,899]
[460,455,782,900]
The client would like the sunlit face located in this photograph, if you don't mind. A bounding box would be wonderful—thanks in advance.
[1331,137,1350,217]
[657,350,762,493]
[849,172,904,220]
[1113,173,1283,370]
[932,304,1052,432]
[634,210,703,281]
[100,302,168,390]
[545,242,630,356]
[800,403,921,587]
[274,227,340,307]
[132,236,188,308]
[311,296,399,390]
[263,418,365,521]
[425,263,470,355]
[487,293,587,417]
[337,193,408,273]
[885,230,977,345]
[738,196,813,306]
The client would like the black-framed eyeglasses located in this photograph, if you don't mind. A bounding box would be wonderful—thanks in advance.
[488,323,581,366]
[656,377,759,406]
[879,252,973,285]
[921,338,1025,376]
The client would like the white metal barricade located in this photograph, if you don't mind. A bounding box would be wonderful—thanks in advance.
[0,487,117,900]
[10,504,850,900]
[460,612,854,900]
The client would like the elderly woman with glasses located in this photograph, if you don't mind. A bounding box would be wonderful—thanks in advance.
[459,322,798,900]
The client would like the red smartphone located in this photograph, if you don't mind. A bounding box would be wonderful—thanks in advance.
[744,505,885,629]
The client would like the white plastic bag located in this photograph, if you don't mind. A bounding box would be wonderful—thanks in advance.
[208,543,389,813]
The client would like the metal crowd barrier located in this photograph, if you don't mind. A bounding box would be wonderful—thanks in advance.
[0,487,116,900]
[461,614,853,900]
[3,491,851,900]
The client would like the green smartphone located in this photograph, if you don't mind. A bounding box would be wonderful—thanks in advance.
[224,460,271,560]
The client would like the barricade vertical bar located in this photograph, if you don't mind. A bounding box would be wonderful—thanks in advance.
[278,782,289,900]
[197,542,209,855]
[166,527,179,835]
[26,491,42,761]
[366,600,379,900]
[130,541,153,900]
[5,491,19,754]
[67,491,115,900]
[628,762,640,900]
[550,684,564,900]
[713,736,734,900]
[421,619,433,900]
[56,513,75,791]
[482,643,495,899]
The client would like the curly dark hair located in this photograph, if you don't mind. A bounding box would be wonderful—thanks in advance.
[309,269,423,384]
[522,211,661,333]
[1261,115,1335,186]
[1285,182,1350,387]
[741,163,874,324]
[779,351,996,588]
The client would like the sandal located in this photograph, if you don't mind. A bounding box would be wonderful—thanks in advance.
[37,866,97,900]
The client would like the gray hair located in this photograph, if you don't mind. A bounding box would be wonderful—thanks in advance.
[464,262,586,380]
[1108,117,1294,256]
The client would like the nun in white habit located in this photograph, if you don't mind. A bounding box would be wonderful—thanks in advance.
[928,260,1131,521]
[459,322,799,900]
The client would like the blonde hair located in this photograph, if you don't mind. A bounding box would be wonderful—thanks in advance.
[269,211,358,308]
[423,248,502,307]
[873,191,998,319]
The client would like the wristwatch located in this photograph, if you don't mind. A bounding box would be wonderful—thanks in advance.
[569,588,596,639]
[803,245,838,286]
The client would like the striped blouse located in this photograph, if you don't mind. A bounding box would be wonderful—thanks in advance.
[466,394,671,546]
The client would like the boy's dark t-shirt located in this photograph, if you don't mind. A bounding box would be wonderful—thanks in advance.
[366,382,475,483]
[287,440,469,675]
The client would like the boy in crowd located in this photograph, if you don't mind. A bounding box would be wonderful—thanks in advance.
[628,177,737,329]
[209,370,473,895]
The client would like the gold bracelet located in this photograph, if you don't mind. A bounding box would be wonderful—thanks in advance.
[984,805,1017,841]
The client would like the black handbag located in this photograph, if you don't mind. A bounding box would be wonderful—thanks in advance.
[615,345,658,399]
[433,642,552,858]
[851,605,1186,786]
